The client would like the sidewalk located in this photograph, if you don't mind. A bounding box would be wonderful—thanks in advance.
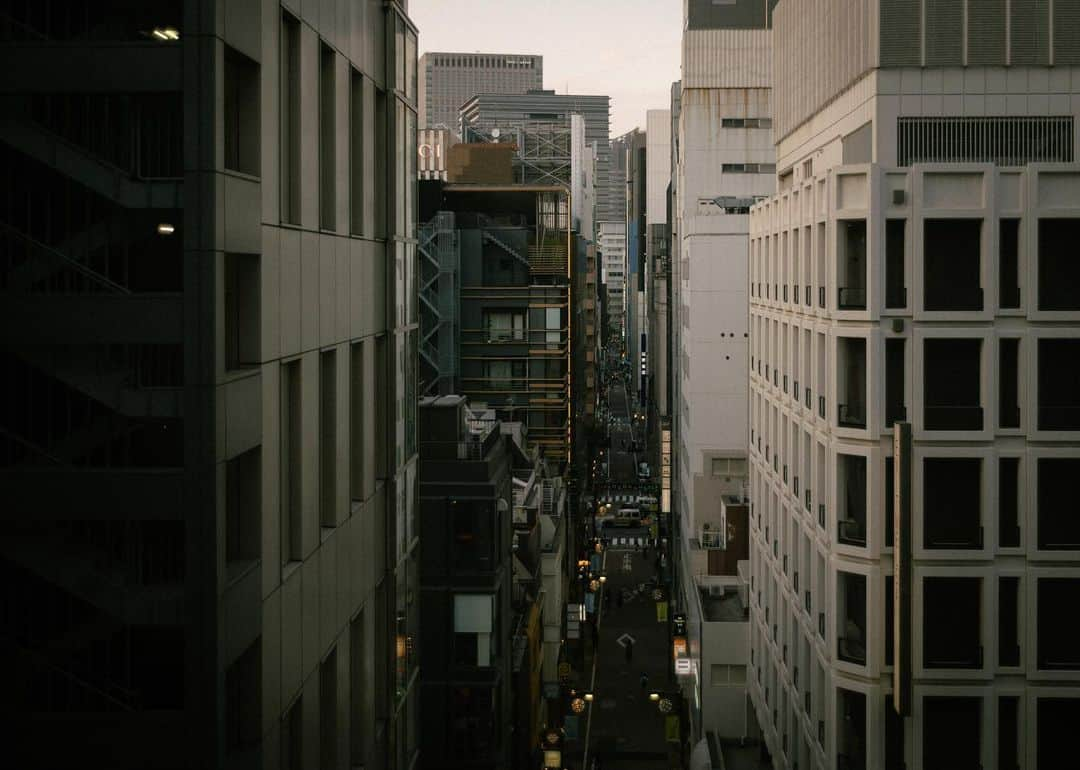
[584,541,679,769]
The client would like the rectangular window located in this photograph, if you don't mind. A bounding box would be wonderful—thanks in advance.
[281,359,302,564]
[1037,338,1080,430]
[319,42,336,230]
[1038,578,1080,669]
[999,338,1020,428]
[924,338,983,430]
[280,12,301,224]
[1038,458,1080,549]
[225,639,261,757]
[923,697,981,770]
[998,576,1020,666]
[224,46,260,176]
[999,218,1020,308]
[282,696,303,770]
[924,577,982,668]
[225,447,261,577]
[453,594,493,667]
[924,219,983,311]
[923,458,982,549]
[320,350,336,528]
[1038,697,1080,768]
[320,649,337,770]
[350,70,364,235]
[885,219,906,308]
[349,614,366,765]
[224,253,261,370]
[482,309,525,342]
[1038,219,1080,310]
[349,342,364,501]
[999,457,1020,547]
[998,696,1019,770]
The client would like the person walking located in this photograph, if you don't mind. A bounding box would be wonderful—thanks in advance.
[624,638,634,663]
[639,671,649,691]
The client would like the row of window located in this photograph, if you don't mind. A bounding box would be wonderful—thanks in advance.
[429,55,537,70]
[750,216,1080,314]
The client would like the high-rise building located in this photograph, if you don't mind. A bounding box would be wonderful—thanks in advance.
[645,109,672,435]
[599,221,627,335]
[419,52,542,133]
[669,0,776,744]
[0,2,419,768]
[748,2,1080,769]
[624,128,648,406]
[460,91,616,222]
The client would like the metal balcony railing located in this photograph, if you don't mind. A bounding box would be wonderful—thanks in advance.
[925,405,984,430]
[1038,405,1080,431]
[925,285,984,311]
[837,403,866,429]
[837,287,867,310]
[838,517,867,546]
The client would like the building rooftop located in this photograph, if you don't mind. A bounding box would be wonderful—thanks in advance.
[699,585,748,623]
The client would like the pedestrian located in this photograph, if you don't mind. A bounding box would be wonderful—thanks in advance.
[624,638,634,663]
[640,671,649,690]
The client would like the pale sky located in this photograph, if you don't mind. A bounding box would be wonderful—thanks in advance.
[408,0,682,136]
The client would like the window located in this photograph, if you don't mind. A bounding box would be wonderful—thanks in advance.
[999,219,1020,308]
[1038,698,1080,768]
[349,342,365,501]
[1038,219,1080,310]
[711,457,747,479]
[1037,458,1080,549]
[924,219,983,311]
[998,697,1019,770]
[923,577,981,668]
[923,458,982,549]
[320,42,337,230]
[998,576,1020,666]
[224,253,260,370]
[280,12,301,224]
[710,664,747,685]
[349,613,366,766]
[450,686,496,760]
[998,457,1020,547]
[722,163,776,174]
[482,309,525,342]
[320,649,337,770]
[922,697,981,770]
[320,350,337,527]
[484,359,524,393]
[924,339,982,430]
[281,359,302,565]
[453,594,494,667]
[1037,338,1080,430]
[1000,338,1020,428]
[225,640,261,758]
[224,47,260,176]
[885,219,906,308]
[225,447,261,578]
[545,307,562,349]
[1037,578,1080,669]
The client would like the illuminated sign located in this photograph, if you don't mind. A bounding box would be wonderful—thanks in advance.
[672,637,687,658]
[674,658,692,675]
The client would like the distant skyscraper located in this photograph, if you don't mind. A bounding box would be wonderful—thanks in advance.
[419,52,542,133]
[461,91,616,222]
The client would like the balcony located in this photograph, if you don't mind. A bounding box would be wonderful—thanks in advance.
[837,287,866,310]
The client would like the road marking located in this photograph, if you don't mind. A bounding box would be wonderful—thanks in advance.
[615,632,637,648]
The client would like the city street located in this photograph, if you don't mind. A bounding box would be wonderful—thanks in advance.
[580,365,681,769]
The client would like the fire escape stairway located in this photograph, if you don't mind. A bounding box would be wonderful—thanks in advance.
[12,346,182,419]
[0,220,128,294]
[0,115,182,209]
[482,228,531,270]
[0,531,185,627]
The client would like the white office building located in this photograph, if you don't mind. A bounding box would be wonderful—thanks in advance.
[670,0,777,746]
[748,2,1080,769]
[600,221,627,335]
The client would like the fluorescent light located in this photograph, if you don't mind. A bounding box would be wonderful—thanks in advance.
[152,29,169,40]
[157,223,175,235]
[163,28,179,40]
[151,27,180,41]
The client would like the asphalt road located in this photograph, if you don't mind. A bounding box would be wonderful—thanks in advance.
[607,382,637,484]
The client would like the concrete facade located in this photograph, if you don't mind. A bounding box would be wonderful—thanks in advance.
[0,2,419,768]
[748,4,1080,770]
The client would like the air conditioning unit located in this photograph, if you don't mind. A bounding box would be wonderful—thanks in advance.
[709,584,725,598]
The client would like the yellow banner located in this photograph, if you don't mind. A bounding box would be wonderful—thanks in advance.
[665,715,680,743]
[656,600,668,623]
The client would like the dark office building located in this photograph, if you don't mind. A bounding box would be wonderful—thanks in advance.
[418,396,514,770]
[0,2,420,768]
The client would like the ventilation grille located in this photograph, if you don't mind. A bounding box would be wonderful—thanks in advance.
[897,116,1074,166]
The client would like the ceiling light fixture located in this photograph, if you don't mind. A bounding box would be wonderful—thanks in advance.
[157,223,176,235]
